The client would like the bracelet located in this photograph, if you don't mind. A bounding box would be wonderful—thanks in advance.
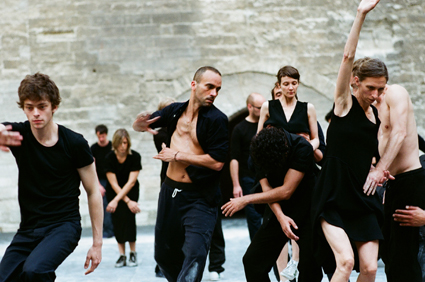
[125,199,130,204]
[174,151,179,162]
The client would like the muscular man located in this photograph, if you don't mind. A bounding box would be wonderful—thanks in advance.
[0,73,103,281]
[91,124,114,238]
[133,66,228,282]
[364,78,425,281]
[230,92,265,240]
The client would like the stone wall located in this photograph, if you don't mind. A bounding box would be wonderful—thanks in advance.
[0,0,424,232]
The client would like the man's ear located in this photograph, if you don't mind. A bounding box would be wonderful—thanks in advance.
[52,105,58,114]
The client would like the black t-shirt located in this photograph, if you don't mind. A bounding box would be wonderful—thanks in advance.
[3,121,94,230]
[90,141,112,181]
[230,119,257,178]
[104,150,142,202]
[258,129,315,224]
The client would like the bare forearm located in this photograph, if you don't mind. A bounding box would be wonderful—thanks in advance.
[87,191,103,247]
[376,130,406,172]
[230,160,241,187]
[175,151,224,171]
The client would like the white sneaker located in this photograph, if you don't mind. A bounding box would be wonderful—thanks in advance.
[209,271,223,281]
[280,259,298,280]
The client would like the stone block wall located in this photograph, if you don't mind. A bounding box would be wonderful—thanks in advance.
[0,0,424,231]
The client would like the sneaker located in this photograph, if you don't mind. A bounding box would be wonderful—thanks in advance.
[128,251,138,267]
[209,271,223,281]
[280,259,298,280]
[115,255,127,268]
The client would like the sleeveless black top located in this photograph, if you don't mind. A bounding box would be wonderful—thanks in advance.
[311,95,383,269]
[263,100,310,134]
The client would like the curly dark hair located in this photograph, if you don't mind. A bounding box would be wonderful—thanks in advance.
[250,127,290,174]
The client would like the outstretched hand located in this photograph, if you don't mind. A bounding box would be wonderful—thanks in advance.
[221,197,248,217]
[0,125,23,152]
[363,166,394,196]
[276,214,299,241]
[84,245,102,275]
[358,0,380,15]
[393,206,425,227]
[132,112,160,135]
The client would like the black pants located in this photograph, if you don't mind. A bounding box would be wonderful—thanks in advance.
[382,168,425,282]
[0,221,81,282]
[155,178,218,282]
[208,210,225,273]
[243,208,322,282]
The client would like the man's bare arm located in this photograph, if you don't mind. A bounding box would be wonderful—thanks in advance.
[154,143,224,171]
[256,101,269,133]
[334,0,380,116]
[363,85,408,194]
[230,159,243,198]
[78,163,103,275]
[221,169,305,216]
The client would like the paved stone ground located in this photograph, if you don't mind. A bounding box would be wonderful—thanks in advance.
[0,218,386,282]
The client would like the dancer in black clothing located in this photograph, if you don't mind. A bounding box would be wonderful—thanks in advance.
[311,1,391,281]
[222,127,315,282]
[105,129,141,268]
[0,73,103,281]
[91,124,114,238]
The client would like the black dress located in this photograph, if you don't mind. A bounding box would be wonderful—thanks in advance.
[312,95,383,268]
[105,150,142,243]
[264,99,310,134]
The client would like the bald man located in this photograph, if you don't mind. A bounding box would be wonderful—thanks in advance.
[230,92,266,240]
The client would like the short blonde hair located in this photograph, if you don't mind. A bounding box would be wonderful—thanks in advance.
[112,128,132,155]
[158,97,176,111]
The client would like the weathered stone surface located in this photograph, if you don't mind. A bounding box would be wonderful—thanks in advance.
[1,0,424,231]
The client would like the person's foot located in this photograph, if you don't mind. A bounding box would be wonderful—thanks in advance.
[128,251,138,267]
[209,271,223,281]
[155,265,165,278]
[115,255,127,268]
[280,259,298,280]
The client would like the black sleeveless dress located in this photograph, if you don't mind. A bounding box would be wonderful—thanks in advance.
[311,95,384,268]
[264,99,310,134]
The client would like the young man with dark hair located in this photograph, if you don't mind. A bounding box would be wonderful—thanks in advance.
[222,127,321,282]
[91,124,114,238]
[0,73,103,281]
[133,66,228,282]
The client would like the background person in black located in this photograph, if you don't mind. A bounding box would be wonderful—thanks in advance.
[0,73,103,281]
[230,92,266,241]
[91,124,114,238]
[222,127,316,282]
[105,128,141,268]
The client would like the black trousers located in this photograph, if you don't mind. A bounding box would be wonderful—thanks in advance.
[243,208,322,282]
[155,178,218,282]
[0,221,81,282]
[208,210,225,273]
[382,168,425,282]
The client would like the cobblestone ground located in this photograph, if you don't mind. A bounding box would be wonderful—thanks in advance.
[0,218,386,282]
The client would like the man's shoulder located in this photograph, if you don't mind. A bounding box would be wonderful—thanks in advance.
[385,84,410,104]
[58,125,89,147]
